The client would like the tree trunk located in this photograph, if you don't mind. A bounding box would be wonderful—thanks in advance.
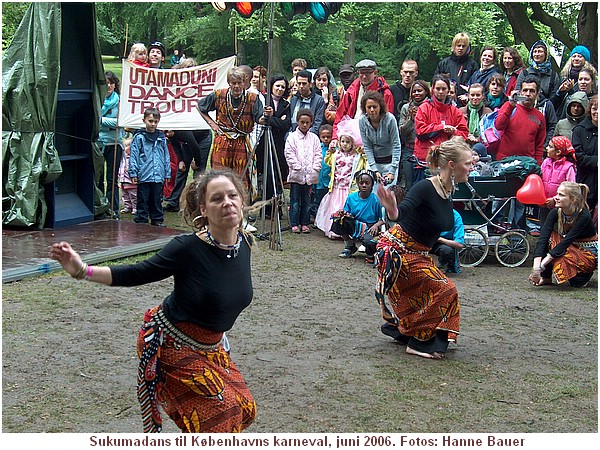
[530,3,577,50]
[236,23,246,65]
[495,2,541,50]
[344,14,355,65]
[494,2,559,72]
[370,21,379,43]
[497,2,598,70]
[577,2,598,66]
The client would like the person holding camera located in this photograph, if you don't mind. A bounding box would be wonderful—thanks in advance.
[494,75,546,165]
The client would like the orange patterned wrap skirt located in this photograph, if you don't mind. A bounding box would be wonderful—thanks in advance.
[137,305,256,433]
[375,225,460,343]
[548,231,597,284]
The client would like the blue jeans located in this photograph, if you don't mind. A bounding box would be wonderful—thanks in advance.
[135,182,164,224]
[312,186,327,217]
[289,183,312,227]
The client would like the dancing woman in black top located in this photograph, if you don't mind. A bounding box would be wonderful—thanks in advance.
[50,169,256,433]
[375,137,473,359]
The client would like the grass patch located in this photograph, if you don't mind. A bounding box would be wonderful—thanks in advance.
[102,55,122,80]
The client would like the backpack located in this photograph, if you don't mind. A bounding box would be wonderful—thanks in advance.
[479,109,516,153]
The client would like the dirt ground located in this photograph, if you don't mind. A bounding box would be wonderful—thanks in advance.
[2,216,598,434]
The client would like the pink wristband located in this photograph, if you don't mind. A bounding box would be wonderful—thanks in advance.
[84,265,93,281]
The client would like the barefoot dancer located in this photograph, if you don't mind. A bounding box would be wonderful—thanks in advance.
[50,169,256,432]
[375,137,473,359]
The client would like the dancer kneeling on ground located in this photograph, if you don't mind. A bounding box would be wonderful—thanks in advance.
[50,169,257,433]
[529,181,597,288]
[375,137,473,359]
[331,170,385,259]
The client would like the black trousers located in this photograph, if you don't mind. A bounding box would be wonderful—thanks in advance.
[135,182,164,224]
[408,330,449,354]
[167,131,211,208]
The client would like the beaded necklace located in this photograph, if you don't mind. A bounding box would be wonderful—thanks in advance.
[225,90,248,131]
[436,174,453,200]
[558,208,580,237]
[205,229,242,258]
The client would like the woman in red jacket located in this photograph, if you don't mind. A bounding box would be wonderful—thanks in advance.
[414,74,469,183]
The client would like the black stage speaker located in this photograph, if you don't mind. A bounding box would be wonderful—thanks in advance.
[44,3,95,228]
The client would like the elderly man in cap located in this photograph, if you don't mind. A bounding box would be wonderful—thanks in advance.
[148,41,166,69]
[331,59,394,144]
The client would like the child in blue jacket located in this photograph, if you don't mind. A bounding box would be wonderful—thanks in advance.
[130,108,171,226]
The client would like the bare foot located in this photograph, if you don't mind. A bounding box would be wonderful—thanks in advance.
[406,347,445,360]
[537,278,552,286]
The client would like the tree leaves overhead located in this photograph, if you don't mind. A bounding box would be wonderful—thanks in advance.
[2,2,594,77]
[1,2,30,50]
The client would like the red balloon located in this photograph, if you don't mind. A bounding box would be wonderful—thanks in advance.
[516,174,546,205]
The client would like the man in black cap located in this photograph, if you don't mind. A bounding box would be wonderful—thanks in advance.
[148,41,166,69]
[325,64,356,124]
[338,64,355,92]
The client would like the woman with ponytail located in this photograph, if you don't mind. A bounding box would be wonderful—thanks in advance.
[529,181,597,287]
[374,137,473,359]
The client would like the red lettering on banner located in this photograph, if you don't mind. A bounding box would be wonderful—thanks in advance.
[129,67,148,84]
[127,84,216,101]
[129,85,146,99]
[127,99,201,115]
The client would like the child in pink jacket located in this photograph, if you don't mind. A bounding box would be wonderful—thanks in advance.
[285,108,322,233]
[540,135,577,224]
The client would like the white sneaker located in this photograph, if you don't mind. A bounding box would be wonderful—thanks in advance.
[242,220,257,233]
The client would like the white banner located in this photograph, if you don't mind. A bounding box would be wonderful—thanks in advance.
[117,55,236,130]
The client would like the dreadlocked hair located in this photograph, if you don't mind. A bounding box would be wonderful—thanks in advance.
[181,169,248,232]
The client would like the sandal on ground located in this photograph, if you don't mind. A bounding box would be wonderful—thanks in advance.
[291,226,300,234]
[301,225,311,234]
[338,244,358,258]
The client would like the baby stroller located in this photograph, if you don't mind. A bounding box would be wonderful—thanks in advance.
[453,173,530,268]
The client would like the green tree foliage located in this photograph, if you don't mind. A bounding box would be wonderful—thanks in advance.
[1,2,30,50]
[2,2,594,78]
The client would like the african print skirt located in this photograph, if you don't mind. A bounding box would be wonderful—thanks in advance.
[209,133,258,200]
[137,305,256,433]
[375,225,460,343]
[548,231,597,284]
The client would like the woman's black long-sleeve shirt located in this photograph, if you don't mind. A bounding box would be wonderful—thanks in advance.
[534,208,596,258]
[111,234,253,332]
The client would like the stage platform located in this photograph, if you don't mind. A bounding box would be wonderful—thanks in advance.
[2,220,183,283]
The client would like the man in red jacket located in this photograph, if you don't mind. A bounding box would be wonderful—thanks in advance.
[494,75,547,231]
[331,59,394,145]
[494,75,546,165]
